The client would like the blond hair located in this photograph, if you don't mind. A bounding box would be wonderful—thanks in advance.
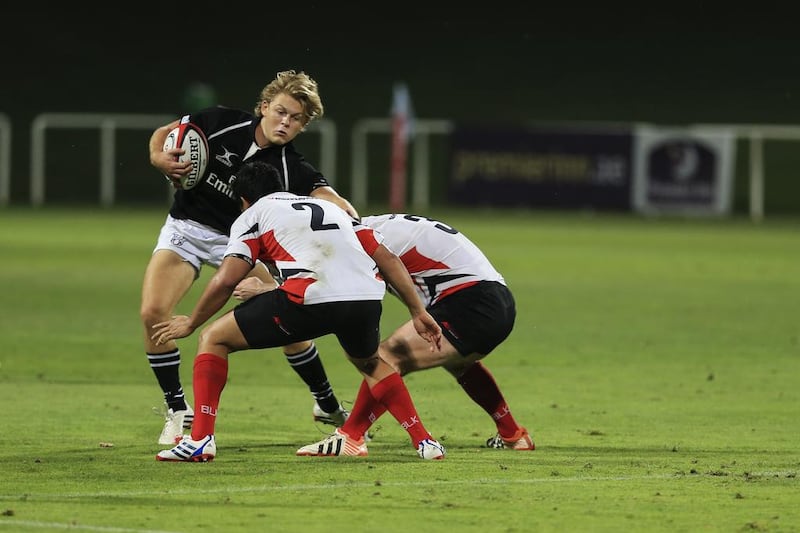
[254,70,324,124]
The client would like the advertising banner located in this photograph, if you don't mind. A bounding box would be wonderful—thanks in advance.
[631,125,736,215]
[448,125,633,209]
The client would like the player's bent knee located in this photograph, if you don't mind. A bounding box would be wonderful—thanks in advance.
[347,353,380,376]
[140,304,169,327]
[381,337,411,359]
[197,323,227,347]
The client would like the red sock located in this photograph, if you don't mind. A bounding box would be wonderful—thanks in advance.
[458,361,520,439]
[190,353,228,440]
[369,372,431,446]
[341,379,387,439]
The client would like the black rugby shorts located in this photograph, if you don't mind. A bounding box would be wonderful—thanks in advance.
[234,290,382,359]
[428,281,516,356]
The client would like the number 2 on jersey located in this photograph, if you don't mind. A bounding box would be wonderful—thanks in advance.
[292,202,339,231]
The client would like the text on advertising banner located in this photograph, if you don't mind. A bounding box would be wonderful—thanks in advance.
[448,124,633,210]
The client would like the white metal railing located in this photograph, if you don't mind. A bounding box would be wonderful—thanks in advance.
[694,123,800,221]
[28,113,336,207]
[30,113,176,207]
[10,114,799,217]
[306,119,336,185]
[351,118,454,209]
[0,113,10,206]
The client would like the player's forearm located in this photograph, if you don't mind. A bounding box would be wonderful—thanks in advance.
[373,248,426,316]
[338,198,360,220]
[188,278,233,329]
[311,187,360,220]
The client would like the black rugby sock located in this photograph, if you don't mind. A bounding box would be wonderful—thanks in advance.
[147,349,189,411]
[284,342,340,413]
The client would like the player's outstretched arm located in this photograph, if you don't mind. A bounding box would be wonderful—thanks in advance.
[152,256,252,344]
[371,244,442,351]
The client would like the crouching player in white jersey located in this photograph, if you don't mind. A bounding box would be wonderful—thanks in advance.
[151,161,445,462]
[239,213,534,454]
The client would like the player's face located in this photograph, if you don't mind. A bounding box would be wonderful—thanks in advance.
[260,93,307,146]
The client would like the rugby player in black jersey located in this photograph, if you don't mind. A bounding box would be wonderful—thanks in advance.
[143,70,357,445]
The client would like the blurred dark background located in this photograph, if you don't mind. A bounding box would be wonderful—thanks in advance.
[3,5,799,212]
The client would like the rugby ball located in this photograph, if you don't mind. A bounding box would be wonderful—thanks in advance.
[162,122,209,190]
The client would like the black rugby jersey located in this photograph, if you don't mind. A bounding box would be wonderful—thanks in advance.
[168,105,330,234]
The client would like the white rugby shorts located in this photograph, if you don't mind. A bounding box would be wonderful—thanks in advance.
[153,214,229,273]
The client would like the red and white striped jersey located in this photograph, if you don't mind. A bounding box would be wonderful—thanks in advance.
[226,193,385,305]
[362,214,505,306]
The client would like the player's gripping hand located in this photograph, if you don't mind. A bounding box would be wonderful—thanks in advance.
[151,148,193,184]
[152,315,195,345]
[413,311,442,352]
[232,276,275,301]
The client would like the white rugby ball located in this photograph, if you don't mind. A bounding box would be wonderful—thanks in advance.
[162,122,209,190]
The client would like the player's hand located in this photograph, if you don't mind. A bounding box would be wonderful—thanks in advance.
[233,276,274,301]
[151,148,192,181]
[152,315,195,345]
[413,311,442,352]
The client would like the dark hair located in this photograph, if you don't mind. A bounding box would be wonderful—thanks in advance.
[231,161,284,205]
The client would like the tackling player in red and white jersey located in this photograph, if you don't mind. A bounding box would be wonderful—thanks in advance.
[362,213,506,307]
[227,200,385,307]
[152,161,445,462]
[293,213,533,455]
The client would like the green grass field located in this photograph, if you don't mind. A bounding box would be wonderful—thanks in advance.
[1,207,798,533]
